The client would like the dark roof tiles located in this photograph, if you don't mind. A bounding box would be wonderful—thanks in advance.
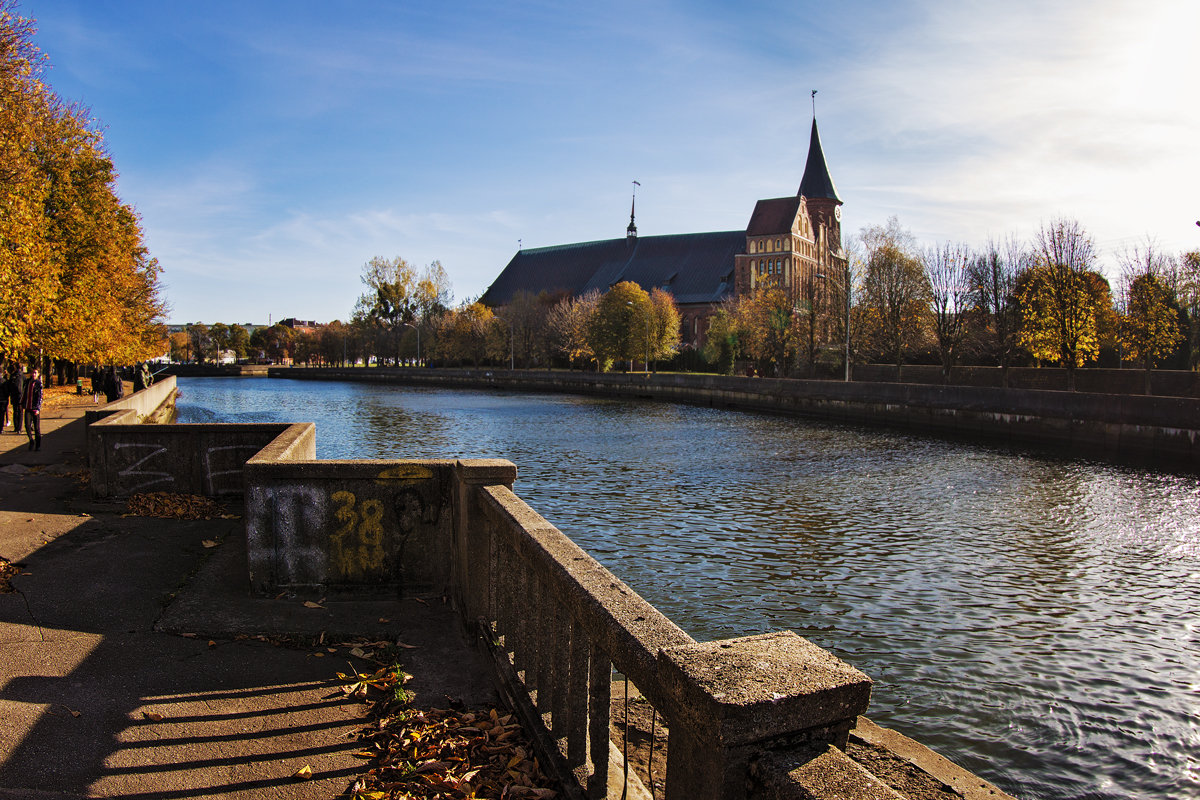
[481,230,745,307]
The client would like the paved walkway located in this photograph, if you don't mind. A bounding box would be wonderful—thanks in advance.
[0,391,496,799]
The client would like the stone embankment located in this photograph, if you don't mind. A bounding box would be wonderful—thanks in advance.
[276,366,1200,468]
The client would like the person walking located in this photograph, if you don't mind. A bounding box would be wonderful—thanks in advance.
[21,366,42,451]
[9,365,24,434]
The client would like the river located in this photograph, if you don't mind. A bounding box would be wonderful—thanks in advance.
[176,376,1200,800]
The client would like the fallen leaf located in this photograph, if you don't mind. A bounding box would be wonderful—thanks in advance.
[293,764,313,780]
[350,647,367,659]
[395,640,418,649]
[207,640,216,647]
[378,617,390,623]
[311,652,325,658]
[142,711,164,721]
[201,539,218,548]
[303,601,324,609]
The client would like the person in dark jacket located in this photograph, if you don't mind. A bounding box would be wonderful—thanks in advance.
[9,365,24,433]
[91,368,102,403]
[1,368,10,430]
[103,366,119,403]
[21,366,42,451]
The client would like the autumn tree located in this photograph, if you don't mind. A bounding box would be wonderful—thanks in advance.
[1,4,165,369]
[587,281,652,371]
[701,303,740,375]
[1018,219,1109,390]
[968,238,1026,386]
[432,302,504,366]
[1118,243,1181,393]
[1163,250,1200,369]
[924,242,973,382]
[647,288,682,370]
[858,217,930,379]
[546,290,599,370]
[732,286,802,376]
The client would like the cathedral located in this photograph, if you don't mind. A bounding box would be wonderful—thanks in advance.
[480,117,846,348]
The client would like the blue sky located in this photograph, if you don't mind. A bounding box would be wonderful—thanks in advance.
[25,0,1200,325]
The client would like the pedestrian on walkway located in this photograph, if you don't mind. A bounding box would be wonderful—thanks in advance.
[21,366,42,451]
[91,367,103,403]
[8,365,24,434]
[1,368,9,430]
[103,366,119,403]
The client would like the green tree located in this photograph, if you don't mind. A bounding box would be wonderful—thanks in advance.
[355,256,417,365]
[587,282,651,371]
[228,324,251,360]
[209,323,231,362]
[187,323,210,364]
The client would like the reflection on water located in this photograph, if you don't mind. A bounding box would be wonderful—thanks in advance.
[178,377,1200,800]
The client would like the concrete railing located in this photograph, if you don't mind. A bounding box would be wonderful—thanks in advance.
[86,416,1015,799]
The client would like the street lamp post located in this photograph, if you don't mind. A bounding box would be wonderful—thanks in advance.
[816,269,852,382]
[402,322,420,366]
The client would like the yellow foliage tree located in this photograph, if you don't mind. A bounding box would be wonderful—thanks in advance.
[1,3,166,368]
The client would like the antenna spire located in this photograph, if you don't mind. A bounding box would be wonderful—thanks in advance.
[811,89,817,117]
[627,180,640,240]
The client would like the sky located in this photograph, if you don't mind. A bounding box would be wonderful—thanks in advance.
[22,0,1200,325]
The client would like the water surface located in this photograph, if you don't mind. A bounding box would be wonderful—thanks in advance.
[178,376,1200,800]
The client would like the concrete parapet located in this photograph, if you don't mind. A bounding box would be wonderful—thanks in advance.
[88,419,291,498]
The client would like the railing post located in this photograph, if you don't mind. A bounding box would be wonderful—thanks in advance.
[452,459,517,622]
[658,631,872,800]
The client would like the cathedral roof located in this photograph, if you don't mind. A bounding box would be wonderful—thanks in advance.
[746,197,804,236]
[481,230,745,308]
[797,118,841,203]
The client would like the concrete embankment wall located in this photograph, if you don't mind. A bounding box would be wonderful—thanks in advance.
[274,367,1200,468]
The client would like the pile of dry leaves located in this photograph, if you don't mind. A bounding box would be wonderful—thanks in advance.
[124,492,231,520]
[339,664,558,800]
[0,556,21,593]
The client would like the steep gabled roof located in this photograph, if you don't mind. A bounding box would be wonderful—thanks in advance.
[746,197,804,236]
[798,118,841,203]
[481,230,745,308]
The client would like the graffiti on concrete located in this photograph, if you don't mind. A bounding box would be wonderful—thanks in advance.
[113,442,174,492]
[203,444,267,495]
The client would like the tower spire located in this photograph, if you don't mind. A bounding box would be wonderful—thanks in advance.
[798,96,841,203]
[627,180,640,240]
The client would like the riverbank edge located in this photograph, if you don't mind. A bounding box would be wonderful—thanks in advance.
[264,367,1200,468]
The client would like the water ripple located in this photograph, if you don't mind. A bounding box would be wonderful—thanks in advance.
[177,378,1200,800]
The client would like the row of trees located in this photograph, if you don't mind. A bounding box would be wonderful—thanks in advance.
[705,216,1199,390]
[0,3,166,372]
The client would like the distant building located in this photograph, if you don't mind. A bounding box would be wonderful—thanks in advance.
[278,318,321,335]
[480,116,846,347]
